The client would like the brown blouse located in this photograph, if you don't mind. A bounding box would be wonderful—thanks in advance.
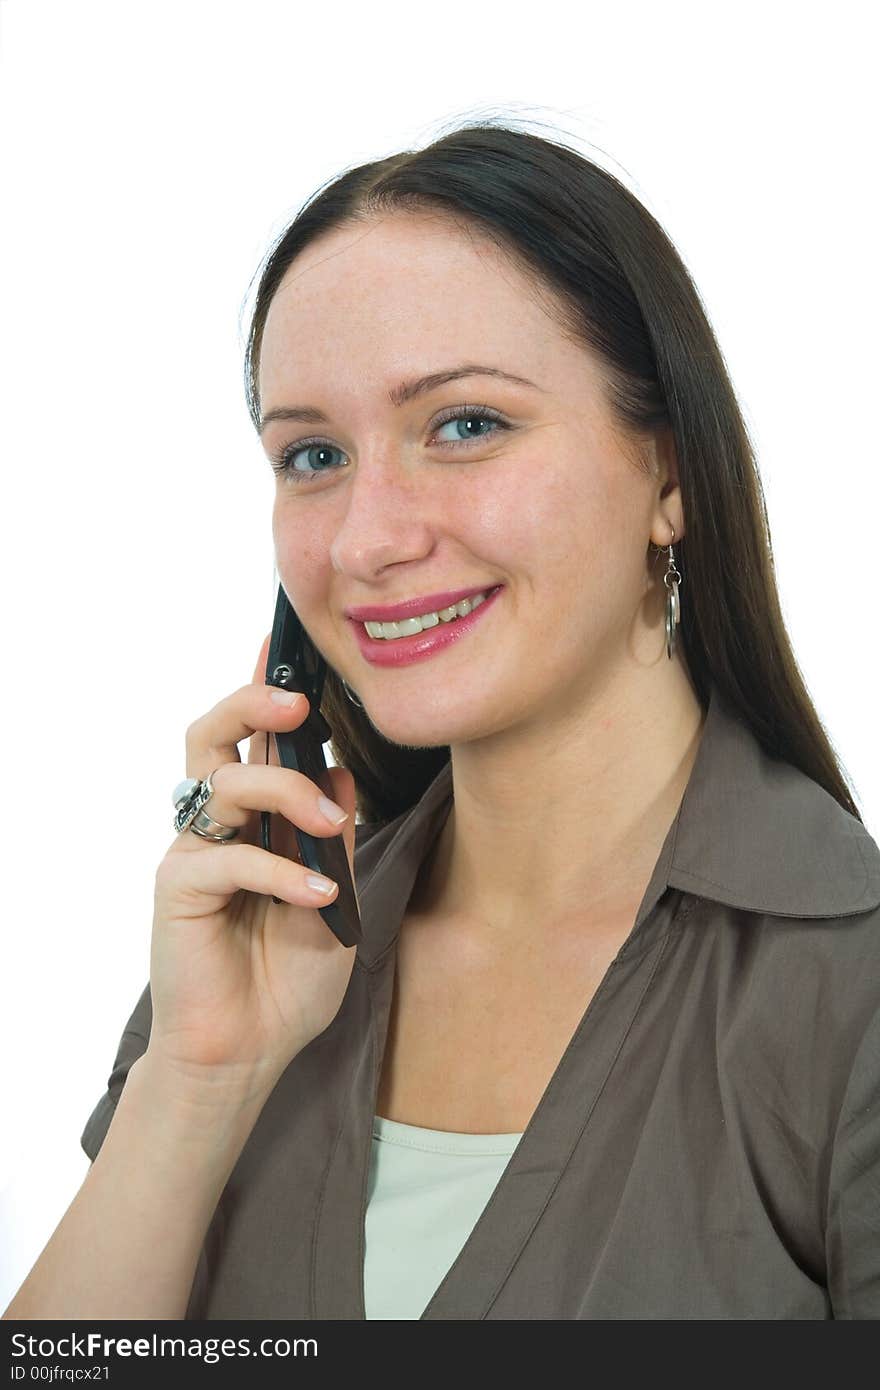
[81,684,880,1318]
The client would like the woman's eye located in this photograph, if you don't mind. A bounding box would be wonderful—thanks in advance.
[272,441,344,483]
[432,409,507,447]
[270,407,510,484]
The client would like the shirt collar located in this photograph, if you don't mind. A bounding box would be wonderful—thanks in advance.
[354,684,880,970]
[664,683,880,919]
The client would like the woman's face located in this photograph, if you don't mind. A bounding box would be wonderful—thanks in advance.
[258,212,677,746]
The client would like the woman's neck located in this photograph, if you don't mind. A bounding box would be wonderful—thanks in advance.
[410,661,706,945]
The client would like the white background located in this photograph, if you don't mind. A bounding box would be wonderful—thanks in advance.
[1,0,877,1311]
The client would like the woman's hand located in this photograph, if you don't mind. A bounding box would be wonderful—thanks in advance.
[145,633,359,1101]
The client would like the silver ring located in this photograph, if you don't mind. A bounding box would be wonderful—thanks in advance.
[172,769,241,841]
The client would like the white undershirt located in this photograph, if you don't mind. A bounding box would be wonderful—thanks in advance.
[363,1114,524,1320]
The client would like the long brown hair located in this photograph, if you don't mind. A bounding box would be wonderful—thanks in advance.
[243,120,864,829]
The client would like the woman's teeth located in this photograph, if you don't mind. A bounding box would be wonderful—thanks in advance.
[364,590,490,640]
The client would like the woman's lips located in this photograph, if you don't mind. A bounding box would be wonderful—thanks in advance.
[347,585,504,668]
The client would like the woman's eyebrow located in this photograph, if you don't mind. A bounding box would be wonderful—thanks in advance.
[258,363,545,433]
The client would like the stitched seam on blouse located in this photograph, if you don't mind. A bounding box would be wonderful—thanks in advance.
[356,935,398,974]
[308,991,377,1320]
[475,904,688,1317]
[612,802,686,964]
[843,812,874,908]
[615,886,692,965]
[674,812,876,910]
[356,972,383,1319]
[822,994,879,1315]
[673,866,875,919]
[490,920,677,1309]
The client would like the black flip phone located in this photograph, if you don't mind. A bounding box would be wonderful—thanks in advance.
[260,583,362,948]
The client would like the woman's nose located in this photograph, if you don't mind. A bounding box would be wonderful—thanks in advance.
[328,461,438,581]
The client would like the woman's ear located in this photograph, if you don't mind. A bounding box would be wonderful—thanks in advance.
[652,425,685,543]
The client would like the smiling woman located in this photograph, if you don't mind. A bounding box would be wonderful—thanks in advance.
[245,128,864,837]
[8,119,878,1325]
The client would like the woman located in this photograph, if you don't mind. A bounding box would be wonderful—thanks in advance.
[5,123,878,1321]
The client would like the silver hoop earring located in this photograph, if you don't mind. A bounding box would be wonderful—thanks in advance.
[662,525,682,661]
[342,679,364,709]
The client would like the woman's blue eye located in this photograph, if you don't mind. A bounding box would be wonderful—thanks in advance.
[433,410,506,447]
[274,441,344,483]
[270,406,510,484]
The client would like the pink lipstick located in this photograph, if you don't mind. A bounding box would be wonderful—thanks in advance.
[347,585,504,668]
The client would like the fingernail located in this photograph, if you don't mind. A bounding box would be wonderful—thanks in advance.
[318,794,349,825]
[270,690,302,706]
[307,873,338,895]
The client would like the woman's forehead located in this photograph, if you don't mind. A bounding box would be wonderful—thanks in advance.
[258,225,600,412]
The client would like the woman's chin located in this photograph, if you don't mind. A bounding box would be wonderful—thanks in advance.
[364,702,502,751]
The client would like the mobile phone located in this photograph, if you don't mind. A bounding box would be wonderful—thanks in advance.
[260,582,362,948]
